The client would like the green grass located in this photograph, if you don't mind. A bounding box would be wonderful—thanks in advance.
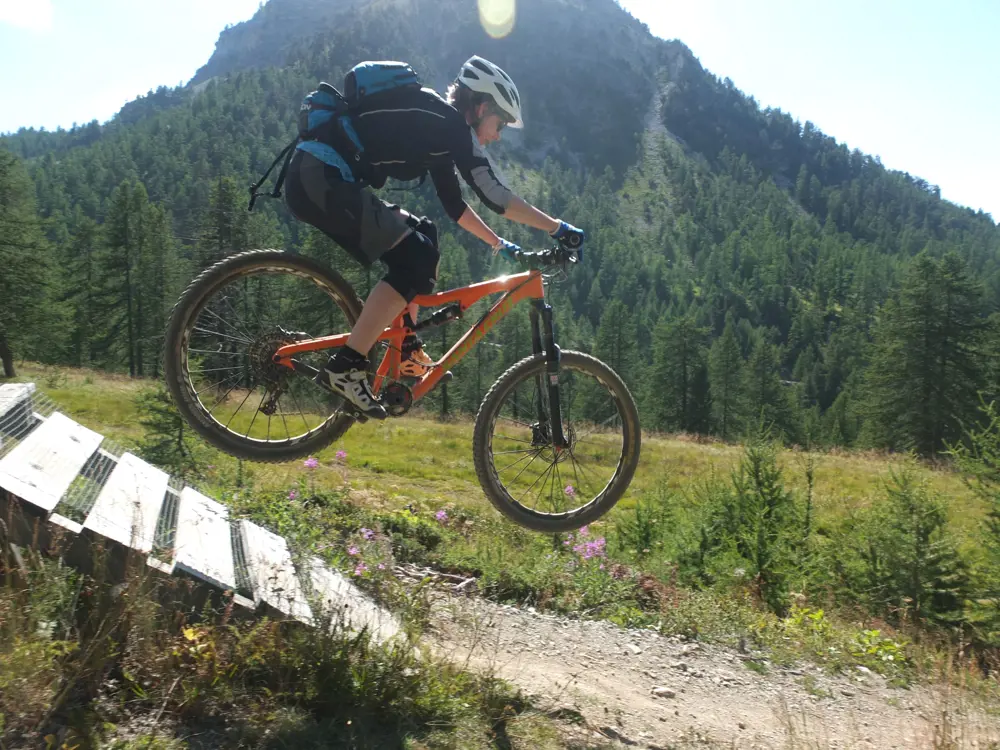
[7,364,1000,698]
[16,363,986,533]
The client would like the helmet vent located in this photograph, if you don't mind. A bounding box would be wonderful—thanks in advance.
[495,84,514,107]
[471,59,493,74]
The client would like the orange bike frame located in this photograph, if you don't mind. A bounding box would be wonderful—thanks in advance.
[272,270,546,401]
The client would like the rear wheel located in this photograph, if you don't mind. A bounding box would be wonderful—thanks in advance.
[472,351,641,532]
[163,250,363,462]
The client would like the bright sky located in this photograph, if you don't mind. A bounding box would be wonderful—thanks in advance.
[0,0,997,220]
[616,0,999,221]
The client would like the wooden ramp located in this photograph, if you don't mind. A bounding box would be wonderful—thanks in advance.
[0,382,399,641]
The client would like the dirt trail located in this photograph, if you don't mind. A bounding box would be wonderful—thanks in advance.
[427,594,999,749]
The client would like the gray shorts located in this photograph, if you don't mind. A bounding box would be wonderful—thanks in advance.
[284,149,411,265]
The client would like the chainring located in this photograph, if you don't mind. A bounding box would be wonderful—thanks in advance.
[382,382,414,417]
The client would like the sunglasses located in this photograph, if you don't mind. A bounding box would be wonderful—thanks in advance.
[489,105,514,131]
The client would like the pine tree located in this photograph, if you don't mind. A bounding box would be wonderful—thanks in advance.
[97,180,151,376]
[645,314,709,433]
[708,315,744,439]
[863,252,986,455]
[742,337,794,441]
[858,471,969,628]
[138,204,180,378]
[62,213,103,367]
[136,386,201,480]
[196,175,279,268]
[0,150,53,377]
[591,300,637,388]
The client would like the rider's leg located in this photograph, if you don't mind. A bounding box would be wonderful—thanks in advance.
[345,278,408,354]
[321,228,440,414]
[339,226,439,356]
[396,217,440,376]
[284,151,415,418]
[340,213,440,356]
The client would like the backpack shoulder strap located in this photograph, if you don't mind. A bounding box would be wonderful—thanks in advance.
[248,138,298,212]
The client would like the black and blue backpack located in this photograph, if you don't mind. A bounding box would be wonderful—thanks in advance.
[248,61,422,211]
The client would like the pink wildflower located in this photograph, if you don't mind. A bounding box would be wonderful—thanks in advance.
[377,563,386,570]
[435,510,448,523]
[288,489,298,501]
[347,546,360,557]
[336,449,348,461]
[564,485,576,497]
[573,536,607,560]
[353,562,368,576]
[361,528,375,541]
[578,525,589,536]
[304,456,319,469]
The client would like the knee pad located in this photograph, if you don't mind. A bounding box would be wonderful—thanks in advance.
[405,215,438,249]
[381,229,441,302]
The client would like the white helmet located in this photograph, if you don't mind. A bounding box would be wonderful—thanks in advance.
[457,56,523,128]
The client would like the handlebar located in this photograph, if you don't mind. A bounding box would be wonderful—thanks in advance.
[517,246,581,271]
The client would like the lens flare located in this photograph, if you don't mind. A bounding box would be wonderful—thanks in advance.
[478,0,515,39]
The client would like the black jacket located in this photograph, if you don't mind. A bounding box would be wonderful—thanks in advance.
[350,86,514,221]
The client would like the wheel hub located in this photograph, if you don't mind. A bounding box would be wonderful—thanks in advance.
[530,421,575,458]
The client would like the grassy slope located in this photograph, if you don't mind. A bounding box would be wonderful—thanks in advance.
[18,362,986,543]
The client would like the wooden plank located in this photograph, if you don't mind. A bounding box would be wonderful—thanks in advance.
[83,452,168,554]
[239,519,312,623]
[0,383,35,420]
[173,487,238,592]
[0,412,102,514]
[0,383,37,455]
[307,557,399,642]
[50,513,84,535]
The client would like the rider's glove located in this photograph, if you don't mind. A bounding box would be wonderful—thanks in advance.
[492,237,522,264]
[550,220,585,248]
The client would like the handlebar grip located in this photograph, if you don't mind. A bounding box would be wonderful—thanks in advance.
[563,233,583,249]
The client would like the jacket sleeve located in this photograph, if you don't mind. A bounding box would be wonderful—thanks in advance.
[430,164,469,222]
[452,127,514,215]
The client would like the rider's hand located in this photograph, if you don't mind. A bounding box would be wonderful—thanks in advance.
[492,237,522,264]
[550,220,585,251]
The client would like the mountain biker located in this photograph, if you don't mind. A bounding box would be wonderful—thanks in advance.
[283,56,585,419]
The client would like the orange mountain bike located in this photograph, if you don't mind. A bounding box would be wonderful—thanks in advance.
[163,248,640,531]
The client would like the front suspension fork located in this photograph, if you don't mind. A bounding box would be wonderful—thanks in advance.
[530,300,568,449]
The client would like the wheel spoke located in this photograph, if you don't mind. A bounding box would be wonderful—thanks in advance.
[505,447,546,486]
[192,326,253,345]
[188,348,245,356]
[494,434,535,445]
[195,370,244,398]
[495,449,540,475]
[189,365,243,375]
[225,386,258,430]
[521,460,556,507]
[202,304,255,344]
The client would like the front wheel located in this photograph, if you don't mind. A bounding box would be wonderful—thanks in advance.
[163,249,363,463]
[472,351,641,532]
